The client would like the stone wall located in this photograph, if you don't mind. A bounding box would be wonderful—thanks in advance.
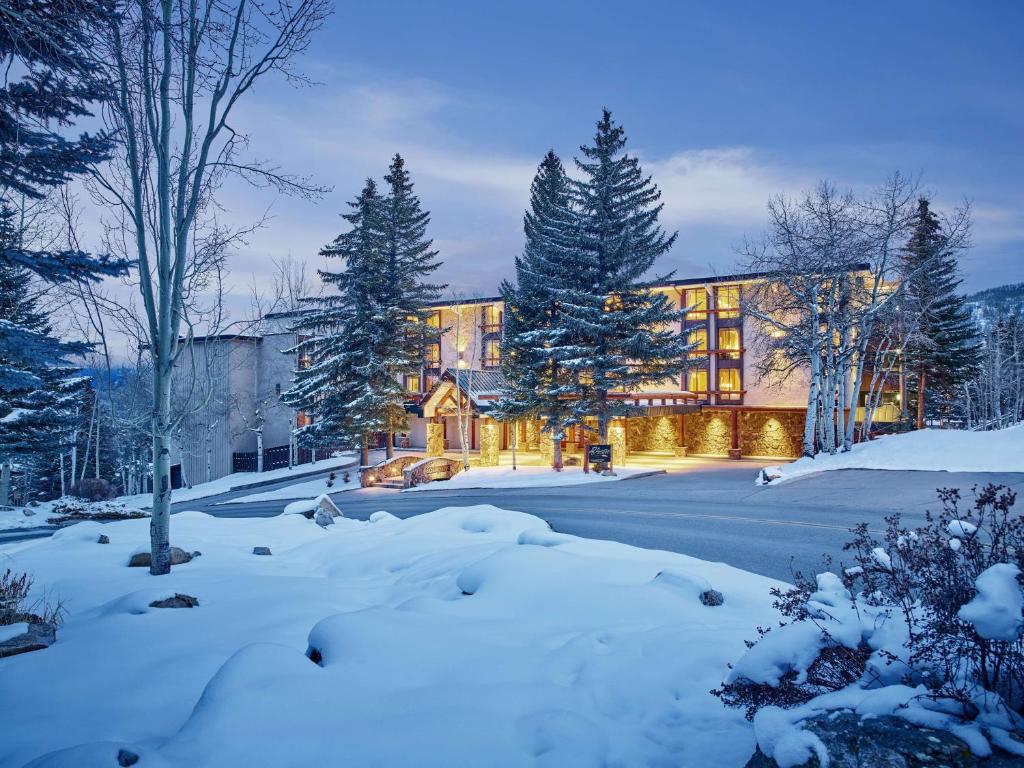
[683,411,732,457]
[626,416,680,454]
[739,411,803,458]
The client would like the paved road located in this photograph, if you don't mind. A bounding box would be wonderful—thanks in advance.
[182,460,1024,582]
[7,461,1023,582]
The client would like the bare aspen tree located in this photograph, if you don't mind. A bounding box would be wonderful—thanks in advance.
[91,0,329,574]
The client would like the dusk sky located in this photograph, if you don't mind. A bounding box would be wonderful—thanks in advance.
[217,1,1023,305]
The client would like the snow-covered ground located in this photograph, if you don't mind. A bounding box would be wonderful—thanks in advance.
[117,451,357,508]
[760,425,1024,485]
[405,464,659,492]
[0,499,147,532]
[216,473,359,505]
[0,505,783,767]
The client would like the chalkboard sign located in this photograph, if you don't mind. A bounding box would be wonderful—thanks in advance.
[587,444,612,464]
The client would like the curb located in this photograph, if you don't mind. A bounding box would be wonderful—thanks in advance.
[401,467,667,492]
[226,459,359,492]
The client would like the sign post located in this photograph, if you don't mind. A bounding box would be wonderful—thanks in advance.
[587,443,612,474]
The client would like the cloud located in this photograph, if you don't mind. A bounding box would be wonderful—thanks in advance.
[646,147,812,230]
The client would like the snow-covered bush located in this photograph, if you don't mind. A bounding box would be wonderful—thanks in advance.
[716,484,1024,756]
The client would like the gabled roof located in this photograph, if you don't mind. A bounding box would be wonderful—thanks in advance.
[420,367,507,417]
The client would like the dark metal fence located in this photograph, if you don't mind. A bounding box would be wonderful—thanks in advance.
[232,443,350,475]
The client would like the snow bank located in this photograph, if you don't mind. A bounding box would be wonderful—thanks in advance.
[404,464,659,492]
[0,504,783,767]
[759,425,1024,485]
[117,451,357,507]
[217,473,358,505]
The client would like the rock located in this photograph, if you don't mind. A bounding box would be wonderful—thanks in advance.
[744,713,1024,768]
[317,494,342,518]
[127,546,193,567]
[313,508,335,528]
[97,534,110,544]
[117,748,140,766]
[700,589,724,606]
[252,546,272,556]
[149,593,199,609]
[0,621,56,658]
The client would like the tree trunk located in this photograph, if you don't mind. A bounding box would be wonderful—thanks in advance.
[385,431,394,459]
[916,365,927,429]
[150,367,173,576]
[95,412,101,479]
[59,452,66,497]
[801,351,822,457]
[255,429,264,473]
[552,434,563,471]
[0,460,12,506]
[360,435,370,466]
[205,425,213,483]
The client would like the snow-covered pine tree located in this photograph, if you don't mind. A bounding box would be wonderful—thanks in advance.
[0,0,126,283]
[285,160,443,468]
[901,198,979,427]
[0,209,85,503]
[565,110,691,451]
[496,151,580,469]
[284,180,395,465]
[379,154,445,456]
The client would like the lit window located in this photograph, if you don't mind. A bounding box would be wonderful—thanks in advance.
[484,338,501,367]
[688,328,707,358]
[424,343,441,367]
[481,304,502,330]
[717,328,741,360]
[296,411,312,428]
[718,368,742,399]
[684,288,707,320]
[426,311,441,328]
[405,375,421,394]
[716,285,740,319]
[687,368,708,393]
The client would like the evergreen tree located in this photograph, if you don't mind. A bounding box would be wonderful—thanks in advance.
[901,198,979,426]
[0,209,84,503]
[285,161,444,465]
[0,0,126,282]
[565,110,691,447]
[496,151,580,468]
[378,153,445,455]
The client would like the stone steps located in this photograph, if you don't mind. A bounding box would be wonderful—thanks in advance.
[372,480,404,490]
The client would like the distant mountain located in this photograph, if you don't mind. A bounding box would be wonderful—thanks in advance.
[966,282,1024,328]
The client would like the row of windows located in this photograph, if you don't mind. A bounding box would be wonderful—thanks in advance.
[687,368,743,401]
[683,285,741,320]
[687,327,742,359]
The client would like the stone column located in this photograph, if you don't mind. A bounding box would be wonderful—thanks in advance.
[539,431,554,464]
[525,419,540,450]
[426,422,445,458]
[609,423,626,467]
[479,419,499,467]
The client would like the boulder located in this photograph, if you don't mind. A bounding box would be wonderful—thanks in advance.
[252,546,272,556]
[97,534,110,544]
[117,749,140,766]
[149,593,199,609]
[316,494,341,518]
[700,589,725,606]
[127,546,193,568]
[313,508,335,528]
[744,713,1024,768]
[0,621,56,658]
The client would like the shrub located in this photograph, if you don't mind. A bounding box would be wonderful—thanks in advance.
[715,484,1024,726]
[68,477,120,501]
[0,569,64,626]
